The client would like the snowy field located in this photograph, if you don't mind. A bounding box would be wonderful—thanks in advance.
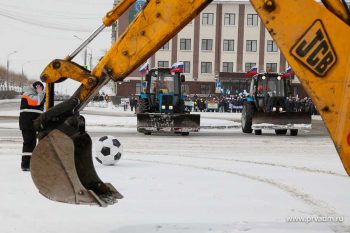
[0,101,349,233]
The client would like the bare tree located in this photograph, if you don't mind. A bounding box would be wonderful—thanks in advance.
[0,65,30,86]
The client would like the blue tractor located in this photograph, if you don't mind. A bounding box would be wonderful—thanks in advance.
[137,67,200,135]
[241,72,312,136]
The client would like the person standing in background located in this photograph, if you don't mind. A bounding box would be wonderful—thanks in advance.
[19,81,45,171]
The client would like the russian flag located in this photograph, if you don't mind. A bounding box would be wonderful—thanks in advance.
[244,66,258,77]
[139,62,149,76]
[281,66,293,78]
[170,62,184,73]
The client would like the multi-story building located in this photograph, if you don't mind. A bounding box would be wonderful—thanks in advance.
[113,0,308,97]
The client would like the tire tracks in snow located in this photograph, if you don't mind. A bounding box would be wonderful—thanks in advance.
[125,157,349,232]
[129,151,347,178]
[171,154,347,178]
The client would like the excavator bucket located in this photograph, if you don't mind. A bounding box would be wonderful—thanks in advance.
[31,129,123,207]
[137,113,200,134]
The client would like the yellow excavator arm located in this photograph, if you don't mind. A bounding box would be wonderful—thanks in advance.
[250,0,350,175]
[41,0,211,111]
[32,0,212,207]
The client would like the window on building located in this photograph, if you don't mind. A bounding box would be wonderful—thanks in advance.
[267,40,278,52]
[202,13,214,25]
[222,80,251,95]
[246,40,257,52]
[160,42,170,50]
[201,62,212,73]
[181,84,190,95]
[180,38,191,50]
[201,39,213,51]
[223,39,234,51]
[183,61,191,73]
[223,62,234,72]
[247,14,258,26]
[158,61,169,68]
[200,84,211,94]
[224,13,235,25]
[245,62,256,72]
[266,63,277,72]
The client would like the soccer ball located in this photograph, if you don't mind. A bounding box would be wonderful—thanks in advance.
[94,135,123,165]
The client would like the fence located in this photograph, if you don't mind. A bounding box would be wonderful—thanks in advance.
[0,79,23,99]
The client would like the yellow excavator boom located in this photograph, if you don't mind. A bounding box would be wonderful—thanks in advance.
[41,0,212,111]
[250,0,350,175]
[32,0,212,207]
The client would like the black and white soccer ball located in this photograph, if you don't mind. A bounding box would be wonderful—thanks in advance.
[95,135,123,165]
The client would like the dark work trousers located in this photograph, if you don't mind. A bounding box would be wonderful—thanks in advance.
[21,130,37,155]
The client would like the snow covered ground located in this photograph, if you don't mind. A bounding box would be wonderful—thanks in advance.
[0,102,349,233]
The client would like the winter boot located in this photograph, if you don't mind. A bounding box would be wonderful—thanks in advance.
[21,155,31,171]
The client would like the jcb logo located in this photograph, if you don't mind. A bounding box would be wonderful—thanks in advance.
[291,20,336,77]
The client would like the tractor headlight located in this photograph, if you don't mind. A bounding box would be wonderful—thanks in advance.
[272,107,277,112]
[162,105,166,110]
[279,107,283,112]
[169,105,173,110]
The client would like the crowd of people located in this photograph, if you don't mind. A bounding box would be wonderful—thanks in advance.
[90,91,319,115]
[286,96,318,115]
[185,94,244,113]
[184,94,319,115]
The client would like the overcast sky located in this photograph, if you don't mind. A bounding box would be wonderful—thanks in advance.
[0,0,116,93]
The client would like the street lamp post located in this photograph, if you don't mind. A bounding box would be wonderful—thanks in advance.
[6,51,17,88]
[73,35,93,69]
[22,61,31,77]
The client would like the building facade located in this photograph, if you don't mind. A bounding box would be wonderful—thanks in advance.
[113,0,307,97]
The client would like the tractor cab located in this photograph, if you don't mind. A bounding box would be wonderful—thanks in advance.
[146,68,181,113]
[148,69,178,94]
[250,73,290,112]
[143,68,184,113]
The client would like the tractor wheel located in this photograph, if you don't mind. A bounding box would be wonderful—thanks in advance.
[144,132,152,135]
[290,129,298,136]
[241,102,253,133]
[275,129,287,135]
[254,129,262,135]
[181,132,189,136]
